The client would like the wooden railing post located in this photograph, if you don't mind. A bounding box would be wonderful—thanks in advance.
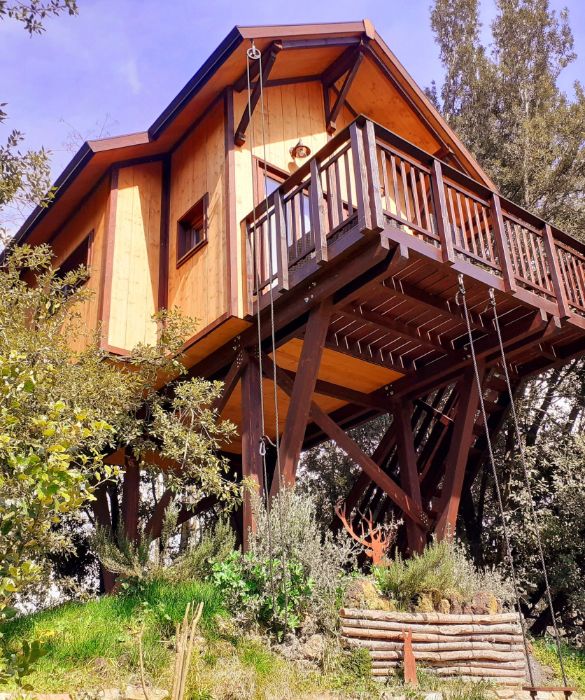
[490,194,517,293]
[274,191,290,292]
[309,158,328,265]
[429,160,454,264]
[542,223,570,319]
[349,122,369,233]
[244,220,256,316]
[363,119,384,234]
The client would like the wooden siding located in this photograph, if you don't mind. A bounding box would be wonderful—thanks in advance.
[51,176,110,347]
[335,56,441,155]
[108,161,162,349]
[233,81,327,317]
[167,100,228,328]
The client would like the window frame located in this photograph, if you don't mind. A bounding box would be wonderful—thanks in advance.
[55,230,94,293]
[253,159,289,206]
[176,193,209,267]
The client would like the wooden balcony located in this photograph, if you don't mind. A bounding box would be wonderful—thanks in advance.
[244,115,585,336]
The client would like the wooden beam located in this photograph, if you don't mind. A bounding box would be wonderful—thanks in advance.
[490,194,517,293]
[341,305,447,354]
[270,301,332,495]
[263,355,428,528]
[234,42,282,146]
[435,367,484,539]
[213,351,247,415]
[240,355,264,549]
[430,160,454,264]
[392,398,426,553]
[542,223,571,319]
[327,49,364,133]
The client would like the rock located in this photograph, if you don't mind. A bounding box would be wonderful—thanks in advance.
[494,689,515,699]
[124,686,168,700]
[470,591,500,615]
[343,577,395,611]
[302,633,325,662]
[438,598,451,614]
[101,691,122,700]
[414,593,434,612]
[424,693,443,700]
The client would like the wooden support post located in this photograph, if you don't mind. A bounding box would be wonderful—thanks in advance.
[430,160,454,264]
[393,399,426,553]
[490,194,517,293]
[121,453,140,543]
[349,122,369,233]
[363,119,385,234]
[271,301,332,496]
[274,191,290,291]
[542,223,570,319]
[310,159,328,264]
[240,355,264,550]
[90,482,117,594]
[435,367,485,539]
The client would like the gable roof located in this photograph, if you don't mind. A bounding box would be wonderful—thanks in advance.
[14,20,496,246]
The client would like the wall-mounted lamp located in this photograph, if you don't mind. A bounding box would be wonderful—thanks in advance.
[289,139,311,159]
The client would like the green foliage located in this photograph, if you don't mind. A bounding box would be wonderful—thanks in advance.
[341,647,372,680]
[168,517,236,582]
[211,551,313,638]
[429,0,585,239]
[1,579,225,690]
[532,637,585,693]
[373,540,512,611]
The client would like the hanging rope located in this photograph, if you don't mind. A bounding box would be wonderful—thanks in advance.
[488,288,568,686]
[245,40,289,633]
[456,274,535,686]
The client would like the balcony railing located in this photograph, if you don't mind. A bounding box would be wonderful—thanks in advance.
[244,116,585,322]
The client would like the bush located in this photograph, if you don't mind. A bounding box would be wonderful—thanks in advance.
[374,539,513,611]
[211,489,356,637]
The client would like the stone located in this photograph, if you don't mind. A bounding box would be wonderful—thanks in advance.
[301,633,325,662]
[438,598,451,614]
[414,593,434,613]
[494,689,515,698]
[101,691,122,700]
[343,577,395,611]
[424,693,443,700]
[470,591,500,615]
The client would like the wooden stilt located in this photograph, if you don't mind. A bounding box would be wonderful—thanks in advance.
[121,453,140,542]
[241,355,264,550]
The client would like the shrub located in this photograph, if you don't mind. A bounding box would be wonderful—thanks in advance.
[211,489,356,636]
[374,539,513,611]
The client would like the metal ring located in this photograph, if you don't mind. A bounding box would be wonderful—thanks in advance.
[247,45,261,60]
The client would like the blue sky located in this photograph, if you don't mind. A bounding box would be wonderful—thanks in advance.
[1,0,584,188]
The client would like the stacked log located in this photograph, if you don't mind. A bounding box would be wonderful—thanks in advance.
[340,609,527,685]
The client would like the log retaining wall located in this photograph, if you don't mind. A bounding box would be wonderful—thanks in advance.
[340,609,527,685]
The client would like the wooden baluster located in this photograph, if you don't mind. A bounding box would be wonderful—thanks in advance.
[542,224,570,318]
[274,190,289,292]
[310,158,328,265]
[349,122,369,233]
[429,160,454,263]
[362,119,384,234]
[490,194,517,293]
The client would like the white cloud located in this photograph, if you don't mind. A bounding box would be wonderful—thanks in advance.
[119,57,142,96]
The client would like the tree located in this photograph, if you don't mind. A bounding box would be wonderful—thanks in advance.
[429,0,585,638]
[429,0,585,238]
[0,245,237,683]
[0,2,78,241]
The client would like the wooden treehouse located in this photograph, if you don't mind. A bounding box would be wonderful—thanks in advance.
[16,21,585,552]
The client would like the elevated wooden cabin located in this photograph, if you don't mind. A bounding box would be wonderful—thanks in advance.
[15,21,585,551]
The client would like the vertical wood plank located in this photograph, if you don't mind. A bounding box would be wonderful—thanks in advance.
[310,158,328,264]
[274,190,289,292]
[490,194,517,292]
[429,160,454,263]
[363,119,384,233]
[543,224,571,318]
[349,122,369,232]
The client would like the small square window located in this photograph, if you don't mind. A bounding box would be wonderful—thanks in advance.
[177,194,208,265]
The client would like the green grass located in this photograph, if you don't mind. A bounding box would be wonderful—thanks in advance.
[532,637,585,693]
[2,579,226,692]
